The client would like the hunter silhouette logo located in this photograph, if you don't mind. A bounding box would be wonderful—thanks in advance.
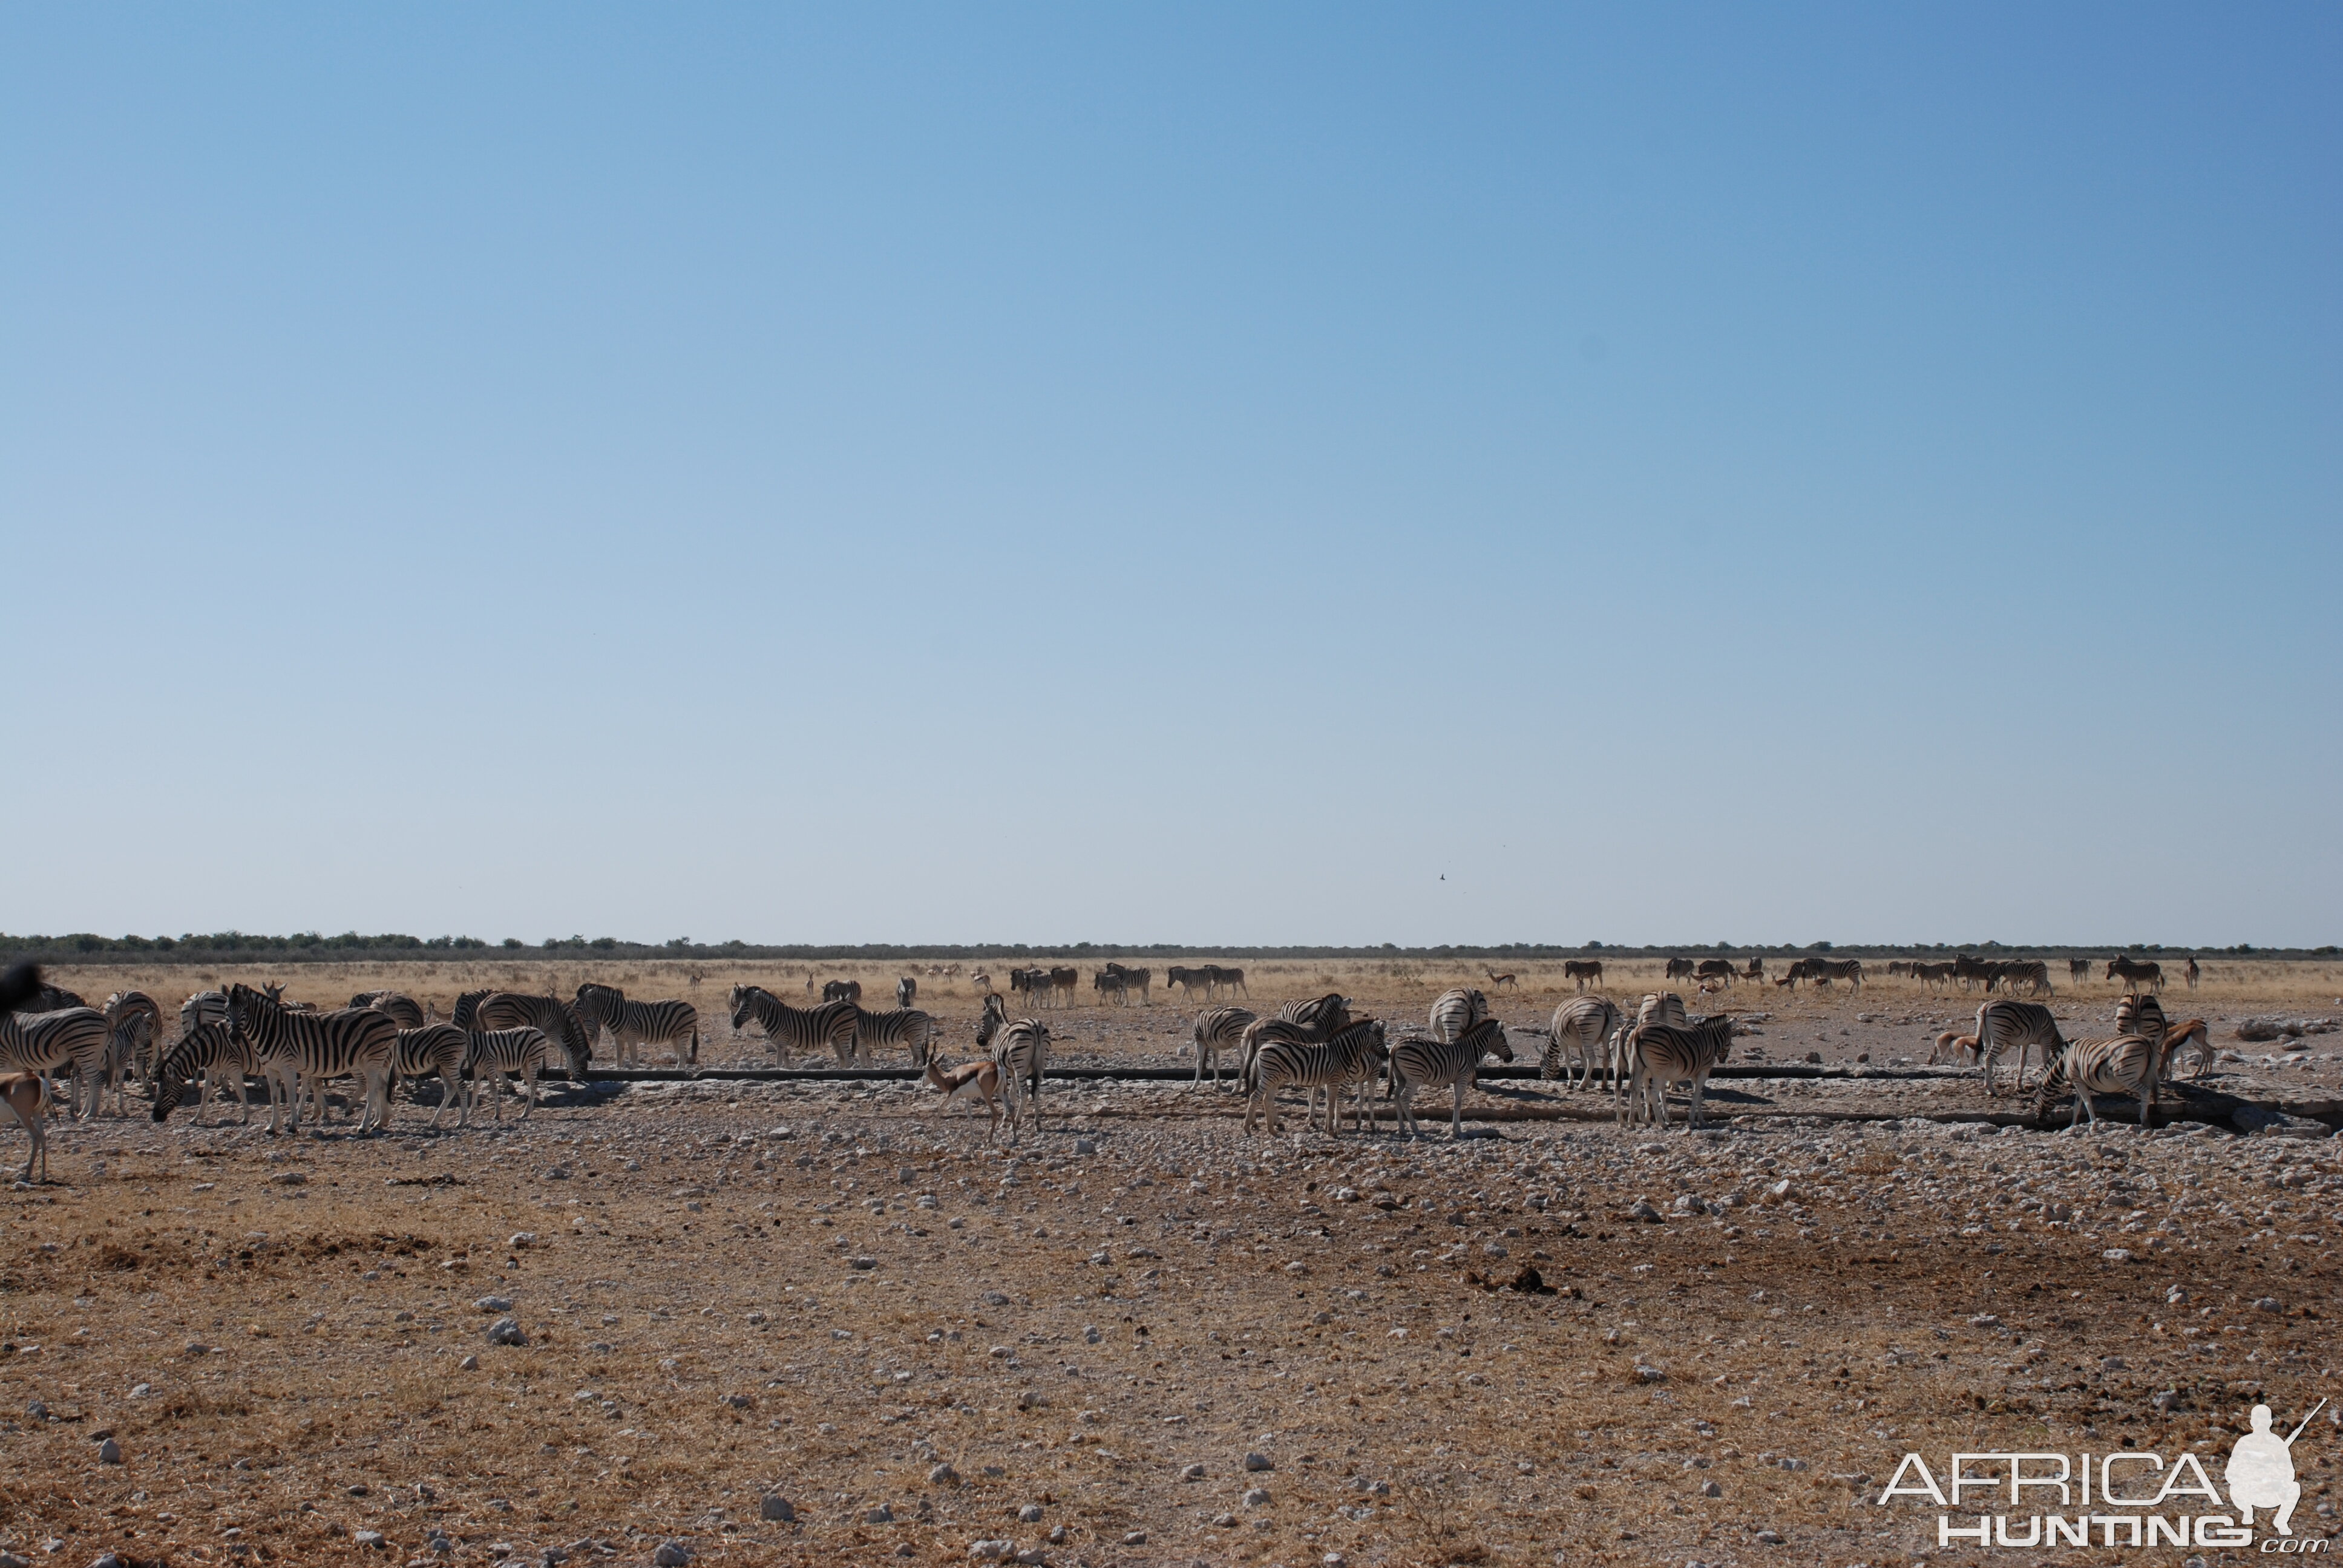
[1878,1394,2333,1550]
[2227,1399,2325,1536]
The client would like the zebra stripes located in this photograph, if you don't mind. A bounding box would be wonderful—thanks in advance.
[463,1028,554,1122]
[181,990,228,1037]
[729,987,857,1067]
[852,1005,935,1068]
[1245,1019,1388,1138]
[353,990,428,1029]
[1,1007,110,1120]
[393,1025,471,1129]
[2106,956,2164,993]
[977,995,1049,1135]
[2115,992,2166,1047]
[2031,1034,2163,1127]
[1542,996,1622,1091]
[476,994,594,1076]
[102,990,165,1114]
[1189,1006,1257,1088]
[1619,1015,1735,1129]
[226,984,397,1134]
[1563,959,1604,990]
[1974,999,2066,1097]
[574,984,700,1068]
[1387,1018,1512,1140]
[150,1022,258,1126]
[1428,988,1489,1044]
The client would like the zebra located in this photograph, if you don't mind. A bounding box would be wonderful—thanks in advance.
[1664,958,1696,982]
[822,979,863,1005]
[1636,993,1689,1029]
[1886,961,1915,980]
[1542,996,1622,1091]
[2115,992,2167,1050]
[1387,1018,1512,1140]
[102,991,165,1113]
[1276,993,1352,1032]
[1189,1006,1258,1088]
[224,984,397,1134]
[392,1024,470,1129]
[474,994,594,1076]
[729,987,857,1067]
[1428,988,1489,1044]
[1999,960,2053,997]
[1741,956,1765,984]
[852,1005,935,1067]
[1245,996,1352,1085]
[2106,956,2164,993]
[1974,999,2066,1097]
[1047,967,1079,1008]
[1563,959,1604,991]
[2068,958,2093,986]
[2184,955,2201,990]
[1807,957,1864,991]
[1619,1014,1735,1129]
[463,1028,554,1122]
[1913,961,1958,991]
[1693,959,1737,988]
[574,984,700,1068]
[181,990,228,1036]
[1104,963,1152,1005]
[149,1022,260,1126]
[0,1007,107,1121]
[1093,970,1126,1005]
[352,990,427,1029]
[1245,1018,1388,1138]
[1166,966,1213,1002]
[976,995,1049,1135]
[450,989,490,1031]
[6,981,88,1014]
[1207,965,1249,998]
[2031,1033,2164,1128]
[896,976,917,1010]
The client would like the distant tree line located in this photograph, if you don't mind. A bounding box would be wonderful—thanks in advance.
[0,931,2330,966]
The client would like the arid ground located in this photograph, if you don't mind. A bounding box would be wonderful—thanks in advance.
[3,958,2338,1567]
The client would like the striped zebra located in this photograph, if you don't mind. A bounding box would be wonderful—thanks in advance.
[393,1025,470,1129]
[1276,993,1352,1031]
[1563,959,1604,991]
[1619,1015,1735,1129]
[2115,992,2167,1049]
[1093,970,1126,1005]
[1106,964,1151,1005]
[475,994,594,1076]
[1974,999,2066,1097]
[574,984,700,1068]
[353,991,427,1029]
[729,987,857,1066]
[852,1005,935,1067]
[1542,996,1622,1091]
[1208,965,1249,998]
[1245,1018,1388,1138]
[464,1028,554,1122]
[976,995,1049,1135]
[1428,988,1488,1044]
[149,1022,260,1126]
[1166,966,1213,1002]
[822,979,863,1005]
[2105,956,2164,993]
[1664,958,1696,982]
[1189,1006,1258,1089]
[2068,958,2093,985]
[102,991,165,1113]
[1243,998,1352,1086]
[2184,955,2201,990]
[1999,960,2053,997]
[225,984,397,1134]
[2030,1034,2164,1128]
[1,1007,109,1120]
[1387,1018,1512,1139]
[1912,961,1958,992]
[450,989,490,1031]
[182,990,228,1037]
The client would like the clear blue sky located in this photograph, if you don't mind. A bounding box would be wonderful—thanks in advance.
[3,5,2336,949]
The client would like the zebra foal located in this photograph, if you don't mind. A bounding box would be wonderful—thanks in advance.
[2031,1034,2164,1128]
[150,1023,260,1126]
[464,1028,555,1122]
[475,993,594,1076]
[1387,1018,1512,1140]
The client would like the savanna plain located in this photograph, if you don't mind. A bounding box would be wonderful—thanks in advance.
[5,957,2340,1568]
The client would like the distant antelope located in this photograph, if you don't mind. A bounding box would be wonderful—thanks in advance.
[1740,957,1764,984]
[1563,959,1604,991]
[1483,969,1518,991]
[2163,1017,2214,1079]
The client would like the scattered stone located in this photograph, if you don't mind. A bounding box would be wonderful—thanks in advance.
[1017,1504,1044,1523]
[652,1544,692,1567]
[459,1355,480,1371]
[508,1232,538,1249]
[485,1317,527,1347]
[929,1463,962,1486]
[97,1437,122,1463]
[1243,1452,1273,1472]
[1242,1487,1271,1507]
[475,1295,514,1313]
[968,1542,1012,1561]
[760,1495,796,1523]
[1701,1480,1722,1497]
[1628,1200,1662,1222]
[354,1531,386,1549]
[1120,1532,1147,1546]
[865,1504,894,1524]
